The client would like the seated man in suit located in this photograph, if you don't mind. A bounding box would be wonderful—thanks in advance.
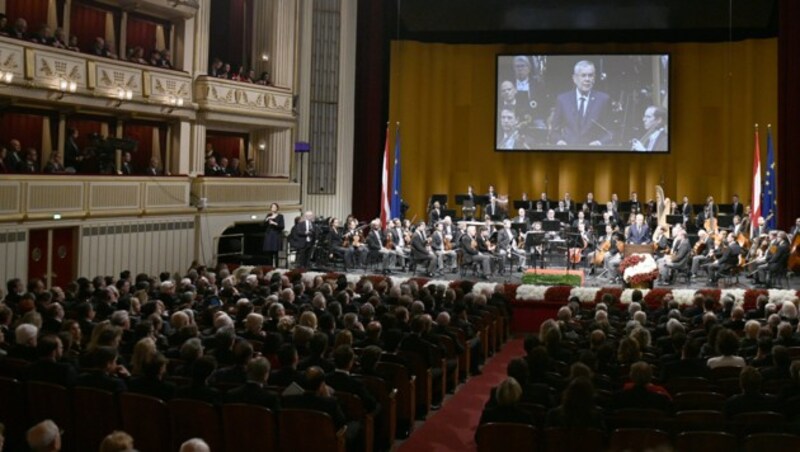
[460,225,492,279]
[707,233,741,283]
[724,366,778,417]
[327,345,379,413]
[551,60,613,147]
[268,344,305,387]
[658,228,692,284]
[410,221,436,277]
[755,231,790,286]
[75,346,128,393]
[631,106,668,152]
[365,219,398,274]
[24,334,78,387]
[225,356,280,411]
[283,366,359,445]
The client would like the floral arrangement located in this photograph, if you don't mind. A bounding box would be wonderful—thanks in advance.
[594,288,623,304]
[570,287,600,303]
[621,288,650,304]
[472,282,498,296]
[619,254,660,286]
[516,284,549,301]
[644,288,672,306]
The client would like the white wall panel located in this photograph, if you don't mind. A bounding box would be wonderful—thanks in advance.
[0,228,27,285]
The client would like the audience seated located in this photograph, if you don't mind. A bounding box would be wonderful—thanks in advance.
[26,419,61,452]
[724,365,779,417]
[478,377,536,427]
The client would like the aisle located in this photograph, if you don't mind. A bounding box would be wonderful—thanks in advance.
[397,338,525,452]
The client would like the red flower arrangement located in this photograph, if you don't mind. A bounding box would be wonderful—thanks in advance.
[618,254,660,287]
[697,289,721,303]
[744,289,769,310]
[504,283,520,300]
[644,288,672,308]
[545,286,573,302]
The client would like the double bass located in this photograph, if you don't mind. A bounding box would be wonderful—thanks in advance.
[789,233,800,272]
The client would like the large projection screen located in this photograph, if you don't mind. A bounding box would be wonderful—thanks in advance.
[496,54,670,153]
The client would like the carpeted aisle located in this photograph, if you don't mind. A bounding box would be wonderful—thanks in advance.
[397,338,525,452]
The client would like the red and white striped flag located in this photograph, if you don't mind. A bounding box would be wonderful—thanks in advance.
[380,125,391,229]
[750,126,761,228]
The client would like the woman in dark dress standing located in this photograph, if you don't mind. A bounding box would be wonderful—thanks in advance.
[263,203,285,267]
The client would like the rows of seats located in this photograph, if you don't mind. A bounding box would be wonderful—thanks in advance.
[476,426,800,452]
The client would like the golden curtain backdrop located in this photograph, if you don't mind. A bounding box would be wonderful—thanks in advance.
[388,39,777,219]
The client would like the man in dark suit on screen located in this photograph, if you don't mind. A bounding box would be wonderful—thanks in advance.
[551,60,612,147]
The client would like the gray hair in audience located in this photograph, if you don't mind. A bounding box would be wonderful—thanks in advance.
[666,318,684,336]
[595,302,607,312]
[632,310,647,325]
[628,302,642,315]
[180,337,203,361]
[745,320,761,338]
[780,302,798,319]
[26,419,60,452]
[15,323,38,346]
[180,438,211,452]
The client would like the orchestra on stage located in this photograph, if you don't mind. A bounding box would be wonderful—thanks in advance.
[266,187,799,287]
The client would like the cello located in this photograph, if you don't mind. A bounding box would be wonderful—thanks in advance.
[789,233,800,272]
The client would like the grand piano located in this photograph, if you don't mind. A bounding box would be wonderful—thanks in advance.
[217,220,286,266]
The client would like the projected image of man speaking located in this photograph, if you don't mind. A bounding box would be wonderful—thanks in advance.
[551,60,612,147]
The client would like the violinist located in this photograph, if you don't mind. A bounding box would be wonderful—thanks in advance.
[652,224,670,255]
[410,221,436,276]
[328,218,350,270]
[513,208,530,227]
[387,219,409,269]
[555,201,573,223]
[603,228,625,282]
[431,222,457,273]
[366,219,397,274]
[460,225,492,279]
[497,219,527,271]
[587,224,614,273]
[706,233,740,283]
[343,218,367,268]
[572,210,590,230]
[658,228,691,284]
[754,231,790,286]
[262,202,285,267]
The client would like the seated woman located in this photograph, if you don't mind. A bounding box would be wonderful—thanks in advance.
[478,377,535,427]
[546,377,605,430]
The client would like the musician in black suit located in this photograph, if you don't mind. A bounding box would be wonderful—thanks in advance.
[512,208,530,227]
[584,192,597,214]
[365,219,397,273]
[539,192,551,211]
[410,222,436,276]
[431,222,457,273]
[755,231,790,286]
[707,234,741,283]
[225,357,281,411]
[291,211,315,269]
[680,196,692,224]
[484,197,502,220]
[460,225,492,278]
[731,194,744,218]
[658,229,692,284]
[428,201,442,225]
[262,203,285,267]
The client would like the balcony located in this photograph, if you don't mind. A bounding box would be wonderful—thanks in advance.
[0,36,194,119]
[0,175,193,222]
[192,176,301,210]
[194,76,295,127]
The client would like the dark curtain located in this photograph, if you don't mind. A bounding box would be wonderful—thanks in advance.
[70,2,110,53]
[66,117,108,150]
[1,113,44,152]
[352,0,394,219]
[208,0,251,69]
[5,0,49,31]
[122,122,164,173]
[206,133,246,162]
[126,14,158,54]
[778,0,800,230]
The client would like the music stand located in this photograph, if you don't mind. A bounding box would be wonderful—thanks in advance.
[542,220,561,232]
[717,214,733,229]
[442,209,456,219]
[513,200,530,210]
[666,214,683,226]
[620,201,632,213]
[529,211,546,222]
[430,194,448,207]
[474,195,489,206]
[511,223,528,236]
[718,204,733,215]
[555,211,570,224]
[454,194,469,205]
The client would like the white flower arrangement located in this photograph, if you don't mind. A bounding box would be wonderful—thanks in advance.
[671,289,698,306]
[424,279,451,289]
[301,271,325,287]
[621,288,650,304]
[472,282,498,296]
[345,273,363,285]
[768,289,799,305]
[266,268,289,280]
[389,276,410,286]
[621,253,659,284]
[570,287,600,303]
[516,284,549,301]
[721,289,746,306]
